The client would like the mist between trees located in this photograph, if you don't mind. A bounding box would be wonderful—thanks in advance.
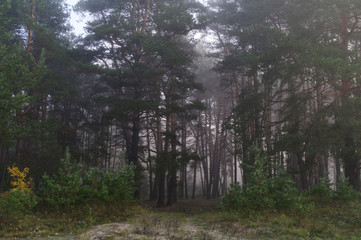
[1,0,361,208]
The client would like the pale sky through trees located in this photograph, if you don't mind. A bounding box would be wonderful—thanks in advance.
[65,0,87,35]
[65,0,208,36]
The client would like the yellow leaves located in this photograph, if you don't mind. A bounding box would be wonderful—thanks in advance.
[7,166,32,192]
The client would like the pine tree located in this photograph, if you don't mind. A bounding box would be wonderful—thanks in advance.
[76,0,206,200]
[211,0,361,191]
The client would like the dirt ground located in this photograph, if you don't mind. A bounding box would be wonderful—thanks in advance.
[79,199,247,240]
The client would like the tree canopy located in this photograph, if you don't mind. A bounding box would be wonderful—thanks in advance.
[1,0,361,205]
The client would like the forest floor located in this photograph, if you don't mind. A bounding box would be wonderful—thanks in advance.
[1,198,361,239]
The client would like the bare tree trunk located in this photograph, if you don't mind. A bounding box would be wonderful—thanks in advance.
[26,0,35,53]
[184,166,188,199]
[212,103,221,198]
[206,100,212,199]
[146,113,153,200]
[335,157,341,184]
[182,115,188,199]
[167,113,177,206]
[340,12,360,191]
[192,113,201,199]
[157,115,167,207]
[200,163,205,196]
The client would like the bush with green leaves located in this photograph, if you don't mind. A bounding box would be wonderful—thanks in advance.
[0,165,37,218]
[222,146,298,212]
[307,176,360,201]
[222,183,242,210]
[38,149,135,210]
[38,149,83,209]
[80,164,136,202]
[334,177,360,200]
[0,189,37,217]
[308,178,333,199]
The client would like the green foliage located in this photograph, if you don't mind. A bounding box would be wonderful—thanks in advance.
[294,195,315,214]
[211,0,361,192]
[0,190,37,217]
[308,178,334,199]
[38,149,83,209]
[221,183,242,210]
[334,177,360,200]
[38,148,135,210]
[222,146,298,212]
[81,164,136,202]
[0,165,37,218]
[0,43,46,147]
[0,202,140,238]
[0,0,80,190]
[308,177,360,201]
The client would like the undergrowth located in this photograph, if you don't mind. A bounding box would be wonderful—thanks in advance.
[0,148,137,238]
[1,147,361,239]
[1,198,361,239]
[0,202,140,238]
[195,199,361,239]
[38,148,136,210]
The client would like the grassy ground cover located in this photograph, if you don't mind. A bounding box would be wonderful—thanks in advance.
[0,203,137,239]
[1,198,361,239]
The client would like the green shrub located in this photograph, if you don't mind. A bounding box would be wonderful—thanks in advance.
[269,174,299,210]
[0,165,37,218]
[38,148,135,210]
[308,178,333,199]
[81,165,136,202]
[334,177,360,200]
[294,195,315,214]
[0,189,37,217]
[222,183,242,209]
[38,149,83,209]
[222,146,298,212]
[307,177,360,201]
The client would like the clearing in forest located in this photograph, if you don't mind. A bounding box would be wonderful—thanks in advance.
[3,198,361,240]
